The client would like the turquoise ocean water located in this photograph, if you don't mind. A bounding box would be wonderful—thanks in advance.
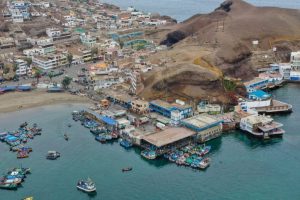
[0,84,300,199]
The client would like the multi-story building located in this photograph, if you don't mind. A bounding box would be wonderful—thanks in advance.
[32,54,67,70]
[240,114,285,138]
[149,99,193,118]
[80,34,97,48]
[15,59,32,76]
[181,114,223,143]
[290,51,300,81]
[46,28,62,38]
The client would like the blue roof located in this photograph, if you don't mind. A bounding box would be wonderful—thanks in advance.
[100,116,116,126]
[249,90,271,99]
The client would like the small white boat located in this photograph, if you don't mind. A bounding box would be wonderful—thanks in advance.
[199,158,211,169]
[77,178,96,193]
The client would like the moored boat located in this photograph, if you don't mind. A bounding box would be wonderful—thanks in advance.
[199,158,211,169]
[141,150,157,160]
[46,151,60,160]
[120,139,132,148]
[17,151,29,159]
[122,167,133,172]
[95,135,106,143]
[77,178,96,193]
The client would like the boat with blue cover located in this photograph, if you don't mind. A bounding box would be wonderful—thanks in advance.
[77,178,96,193]
[120,139,133,148]
[141,150,157,160]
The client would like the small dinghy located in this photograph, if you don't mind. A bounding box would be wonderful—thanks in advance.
[122,167,133,172]
[64,133,69,141]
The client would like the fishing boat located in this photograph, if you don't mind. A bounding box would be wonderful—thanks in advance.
[199,158,211,169]
[111,132,119,139]
[0,182,18,190]
[77,178,96,193]
[64,133,69,141]
[95,135,106,143]
[122,167,133,172]
[46,151,60,160]
[18,147,32,152]
[141,150,157,160]
[1,176,22,185]
[200,146,211,156]
[12,167,31,174]
[7,171,26,179]
[120,139,132,148]
[104,134,112,141]
[20,122,28,128]
[17,151,29,159]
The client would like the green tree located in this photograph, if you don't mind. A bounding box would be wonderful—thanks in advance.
[3,67,10,74]
[35,70,41,84]
[48,71,54,82]
[24,57,32,66]
[61,76,72,89]
[67,53,73,67]
[13,63,18,72]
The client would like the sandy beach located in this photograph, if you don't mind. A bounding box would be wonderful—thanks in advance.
[0,90,93,113]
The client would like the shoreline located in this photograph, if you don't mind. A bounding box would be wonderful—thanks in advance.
[0,90,93,114]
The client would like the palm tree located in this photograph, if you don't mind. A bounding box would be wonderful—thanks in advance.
[35,70,41,84]
[67,54,73,68]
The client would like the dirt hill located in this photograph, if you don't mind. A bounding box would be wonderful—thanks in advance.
[141,0,300,103]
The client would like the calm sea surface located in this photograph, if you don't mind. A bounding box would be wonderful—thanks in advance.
[102,0,300,22]
[0,84,300,199]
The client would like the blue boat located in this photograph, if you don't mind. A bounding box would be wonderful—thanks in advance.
[95,135,106,143]
[120,139,132,148]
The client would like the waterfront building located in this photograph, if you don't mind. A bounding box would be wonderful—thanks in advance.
[278,63,291,80]
[240,114,285,138]
[238,98,271,113]
[149,99,192,118]
[244,77,269,92]
[248,90,271,101]
[141,127,196,155]
[290,51,300,81]
[181,114,223,143]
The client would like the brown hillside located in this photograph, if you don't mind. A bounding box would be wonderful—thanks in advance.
[141,0,300,103]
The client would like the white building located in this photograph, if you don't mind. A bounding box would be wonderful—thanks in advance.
[80,34,97,48]
[290,51,300,81]
[278,63,291,80]
[10,9,24,23]
[46,28,61,38]
[32,54,67,70]
[15,59,32,76]
[240,114,285,138]
[238,99,271,113]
